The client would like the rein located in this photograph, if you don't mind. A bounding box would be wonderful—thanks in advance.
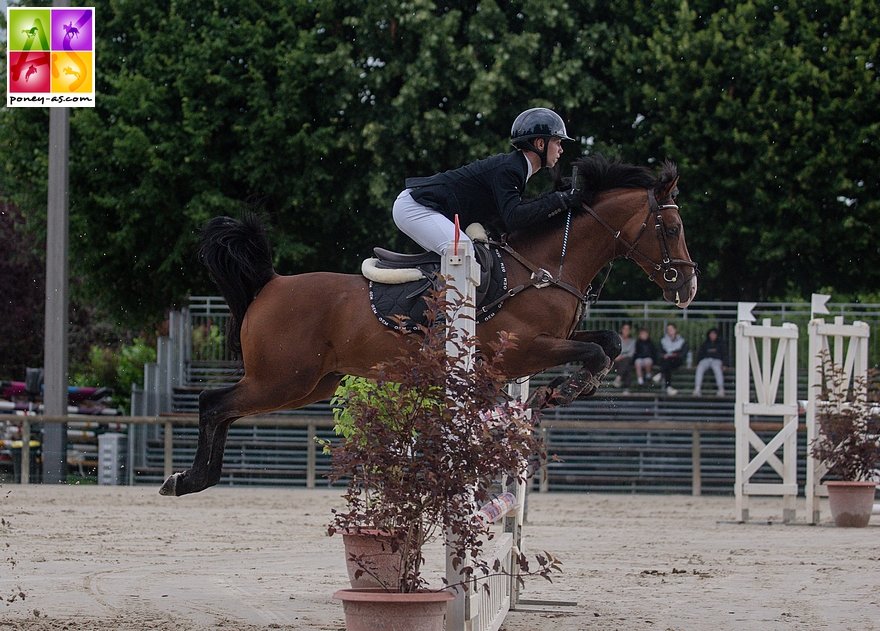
[481,235,588,316]
[479,187,699,317]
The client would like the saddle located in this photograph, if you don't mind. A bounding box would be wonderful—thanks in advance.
[363,226,508,330]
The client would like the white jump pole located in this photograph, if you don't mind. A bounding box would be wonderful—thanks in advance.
[442,226,481,631]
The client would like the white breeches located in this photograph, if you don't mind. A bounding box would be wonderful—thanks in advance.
[695,358,724,389]
[392,189,472,256]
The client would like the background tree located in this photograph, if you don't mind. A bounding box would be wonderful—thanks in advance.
[1,0,878,382]
[0,201,44,379]
[590,0,880,300]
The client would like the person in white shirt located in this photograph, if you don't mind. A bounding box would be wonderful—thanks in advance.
[658,323,688,395]
[612,323,636,390]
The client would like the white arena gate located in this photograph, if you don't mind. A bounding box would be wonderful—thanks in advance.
[441,233,527,631]
[734,296,873,525]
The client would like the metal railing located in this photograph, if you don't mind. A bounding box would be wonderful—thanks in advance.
[14,414,333,488]
[14,414,798,496]
[182,297,880,368]
[579,300,880,370]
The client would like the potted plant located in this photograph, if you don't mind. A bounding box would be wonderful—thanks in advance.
[327,376,410,589]
[810,352,880,527]
[327,291,559,630]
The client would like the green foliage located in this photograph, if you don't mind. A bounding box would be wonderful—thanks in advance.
[1,0,878,333]
[596,0,880,301]
[71,338,157,411]
[326,375,426,454]
[0,201,44,380]
[190,323,226,361]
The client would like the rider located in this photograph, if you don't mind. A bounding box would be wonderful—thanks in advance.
[392,107,579,256]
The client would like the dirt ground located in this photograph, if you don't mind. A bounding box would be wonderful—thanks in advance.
[1,484,878,631]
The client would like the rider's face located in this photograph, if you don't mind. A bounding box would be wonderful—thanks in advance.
[545,137,564,168]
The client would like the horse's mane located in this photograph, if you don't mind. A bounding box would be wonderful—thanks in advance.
[571,154,676,206]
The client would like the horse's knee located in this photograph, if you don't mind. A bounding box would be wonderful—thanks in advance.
[579,342,610,374]
[591,330,621,360]
[602,330,622,360]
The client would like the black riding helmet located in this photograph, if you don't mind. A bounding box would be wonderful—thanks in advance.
[510,108,575,167]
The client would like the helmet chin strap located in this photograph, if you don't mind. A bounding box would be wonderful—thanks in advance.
[520,138,548,168]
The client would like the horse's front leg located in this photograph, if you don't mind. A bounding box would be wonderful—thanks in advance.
[570,329,621,363]
[521,334,613,409]
[569,329,620,390]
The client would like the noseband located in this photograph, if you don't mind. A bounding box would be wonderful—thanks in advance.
[583,189,699,294]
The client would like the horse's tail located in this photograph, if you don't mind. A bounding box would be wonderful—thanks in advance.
[199,213,275,355]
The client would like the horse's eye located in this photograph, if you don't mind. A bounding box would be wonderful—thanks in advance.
[666,226,680,237]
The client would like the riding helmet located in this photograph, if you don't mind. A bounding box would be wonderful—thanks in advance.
[510,108,574,166]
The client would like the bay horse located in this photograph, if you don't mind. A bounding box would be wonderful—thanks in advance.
[160,154,698,497]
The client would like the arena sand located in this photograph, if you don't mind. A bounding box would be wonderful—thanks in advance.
[1,485,878,631]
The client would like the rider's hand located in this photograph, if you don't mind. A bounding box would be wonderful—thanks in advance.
[555,189,579,210]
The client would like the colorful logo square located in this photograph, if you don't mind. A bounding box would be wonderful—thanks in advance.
[8,9,52,52]
[7,7,96,108]
[51,9,95,52]
[8,52,52,93]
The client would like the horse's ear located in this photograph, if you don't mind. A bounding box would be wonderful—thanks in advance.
[658,175,679,201]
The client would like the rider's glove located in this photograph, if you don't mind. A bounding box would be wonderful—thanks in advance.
[555,189,579,210]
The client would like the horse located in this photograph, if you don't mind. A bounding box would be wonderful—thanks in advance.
[160,154,698,497]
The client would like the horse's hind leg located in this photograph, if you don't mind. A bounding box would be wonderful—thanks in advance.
[159,372,344,497]
[159,385,241,496]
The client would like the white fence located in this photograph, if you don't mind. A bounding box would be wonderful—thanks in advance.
[442,237,527,631]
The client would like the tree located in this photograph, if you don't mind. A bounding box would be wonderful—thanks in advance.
[0,200,44,379]
[1,0,878,338]
[590,0,880,301]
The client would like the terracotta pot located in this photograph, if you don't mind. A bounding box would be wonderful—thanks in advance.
[341,529,404,589]
[825,480,878,527]
[333,587,454,631]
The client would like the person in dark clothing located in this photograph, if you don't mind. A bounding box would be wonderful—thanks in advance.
[693,327,729,396]
[392,108,579,256]
[633,327,657,386]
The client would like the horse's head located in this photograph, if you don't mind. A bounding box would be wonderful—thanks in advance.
[575,156,698,308]
[641,166,698,308]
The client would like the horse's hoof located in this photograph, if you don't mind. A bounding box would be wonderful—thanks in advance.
[159,473,181,496]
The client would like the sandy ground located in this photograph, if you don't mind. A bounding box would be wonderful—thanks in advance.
[0,484,878,631]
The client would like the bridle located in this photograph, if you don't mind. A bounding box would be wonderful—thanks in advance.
[582,188,699,301]
[480,185,699,324]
